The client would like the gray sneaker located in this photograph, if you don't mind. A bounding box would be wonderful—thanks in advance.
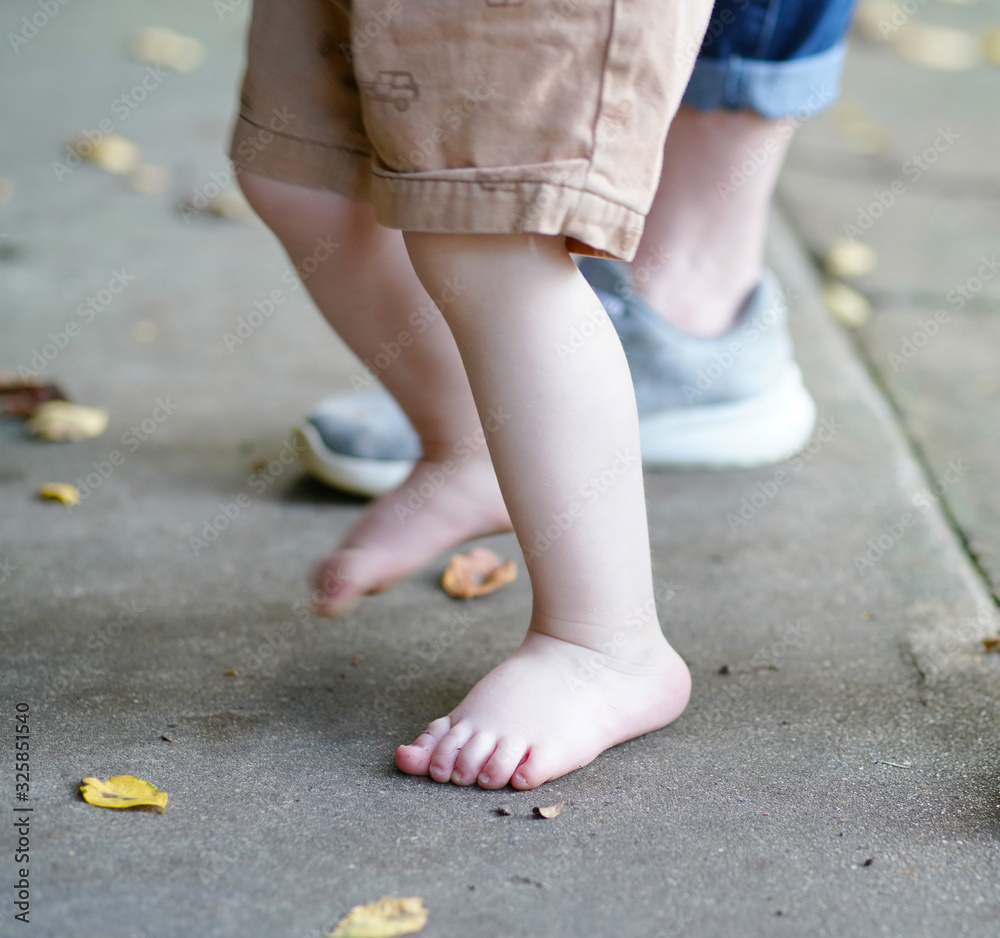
[295,258,816,497]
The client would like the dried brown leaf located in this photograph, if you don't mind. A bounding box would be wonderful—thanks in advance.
[533,801,565,819]
[0,376,68,418]
[441,547,517,599]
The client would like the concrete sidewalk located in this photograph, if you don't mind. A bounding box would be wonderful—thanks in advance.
[2,2,999,936]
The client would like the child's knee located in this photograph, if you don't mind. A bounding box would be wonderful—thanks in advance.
[238,170,377,246]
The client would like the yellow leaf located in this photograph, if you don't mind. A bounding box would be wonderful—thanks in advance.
[131,320,159,342]
[825,238,879,278]
[822,281,872,329]
[830,102,892,155]
[80,775,168,813]
[851,0,897,43]
[27,401,108,442]
[893,24,981,71]
[70,133,141,174]
[126,163,171,194]
[38,483,80,505]
[328,897,428,938]
[981,27,1000,66]
[208,188,258,224]
[128,27,205,73]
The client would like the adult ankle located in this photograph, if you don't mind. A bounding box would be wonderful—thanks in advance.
[636,261,761,339]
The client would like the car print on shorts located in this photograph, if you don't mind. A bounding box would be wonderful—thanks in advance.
[359,71,419,111]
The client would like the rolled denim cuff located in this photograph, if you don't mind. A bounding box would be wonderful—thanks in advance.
[681,41,847,119]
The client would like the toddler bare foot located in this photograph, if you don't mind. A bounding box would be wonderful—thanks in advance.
[313,455,511,616]
[394,625,690,789]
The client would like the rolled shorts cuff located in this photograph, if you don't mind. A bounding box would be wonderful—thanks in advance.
[681,40,847,120]
[229,113,373,199]
[370,163,646,262]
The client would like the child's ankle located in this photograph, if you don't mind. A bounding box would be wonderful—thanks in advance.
[528,607,668,657]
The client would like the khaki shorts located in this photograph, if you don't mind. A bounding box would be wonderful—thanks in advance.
[229,0,712,261]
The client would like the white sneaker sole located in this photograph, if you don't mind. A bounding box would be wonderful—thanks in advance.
[638,367,817,469]
[296,369,818,497]
[294,423,413,498]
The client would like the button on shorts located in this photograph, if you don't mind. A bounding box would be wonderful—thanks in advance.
[229,0,713,261]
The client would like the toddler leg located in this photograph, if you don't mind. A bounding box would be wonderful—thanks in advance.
[239,172,509,614]
[397,232,690,790]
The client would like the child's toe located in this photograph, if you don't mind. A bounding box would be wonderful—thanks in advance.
[312,547,385,616]
[451,732,498,785]
[510,748,554,790]
[394,717,453,775]
[428,721,474,783]
[476,737,528,790]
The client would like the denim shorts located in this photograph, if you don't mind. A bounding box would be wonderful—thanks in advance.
[683,0,858,119]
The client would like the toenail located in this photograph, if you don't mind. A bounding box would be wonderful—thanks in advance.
[514,773,526,785]
[451,771,463,784]
[478,773,489,784]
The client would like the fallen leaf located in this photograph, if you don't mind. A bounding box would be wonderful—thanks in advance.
[976,375,1000,398]
[496,806,512,816]
[0,375,68,418]
[851,0,898,43]
[441,547,517,599]
[982,636,1000,651]
[128,27,205,73]
[533,801,565,819]
[126,163,171,194]
[825,238,879,278]
[893,23,981,71]
[27,401,109,441]
[70,133,141,174]
[327,896,428,938]
[981,27,1000,65]
[831,101,892,155]
[822,281,872,329]
[208,187,257,224]
[350,654,364,666]
[131,320,159,342]
[225,669,237,675]
[38,483,80,506]
[80,775,168,813]
[161,735,173,742]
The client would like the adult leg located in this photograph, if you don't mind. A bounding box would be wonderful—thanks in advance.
[632,0,857,337]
